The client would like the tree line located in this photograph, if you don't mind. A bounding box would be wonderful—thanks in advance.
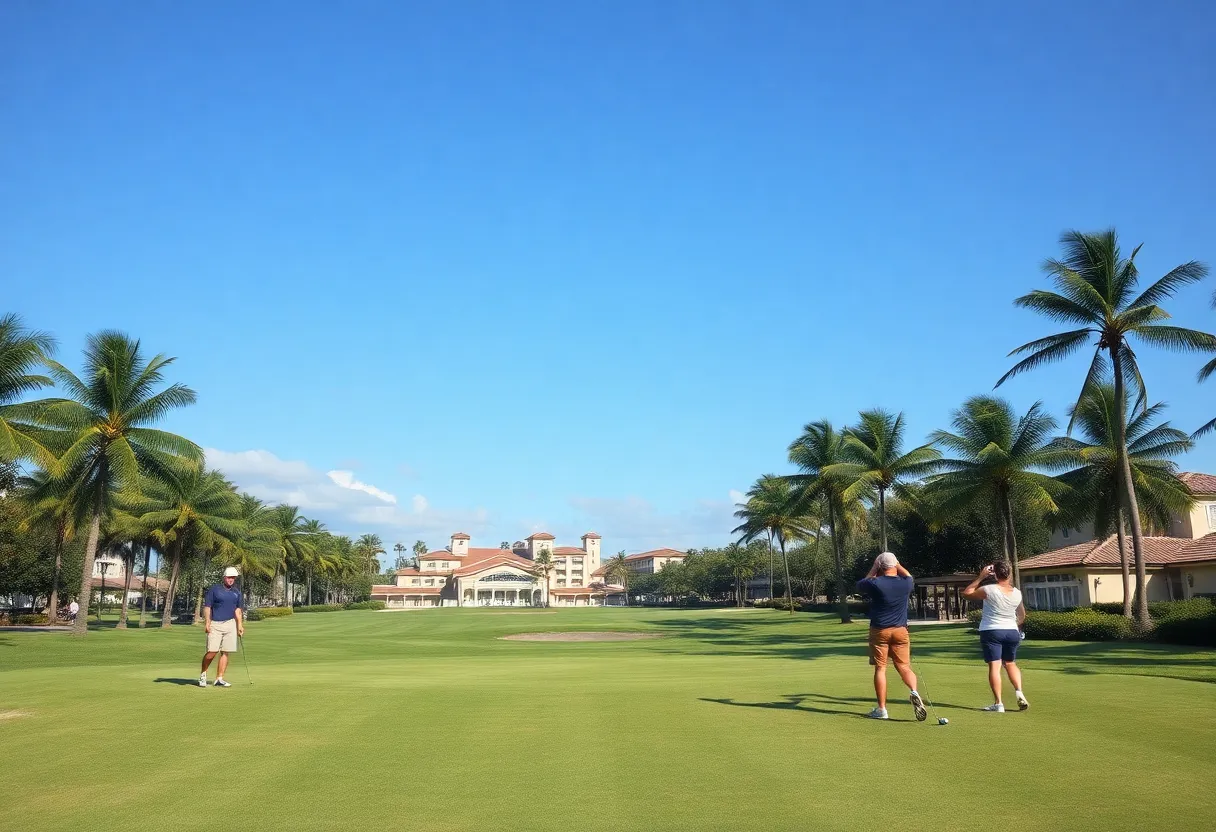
[0,324,404,634]
[732,229,1215,628]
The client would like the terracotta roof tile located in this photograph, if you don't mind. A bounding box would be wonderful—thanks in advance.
[451,533,471,540]
[581,532,601,539]
[624,548,687,562]
[1174,533,1216,564]
[553,547,586,555]
[370,586,441,595]
[527,532,555,541]
[1179,472,1216,494]
[1020,535,1190,570]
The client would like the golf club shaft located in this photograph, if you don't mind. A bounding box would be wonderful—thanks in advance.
[239,634,253,685]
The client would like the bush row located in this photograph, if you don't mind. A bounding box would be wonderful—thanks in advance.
[294,604,344,613]
[247,600,387,620]
[343,600,386,610]
[0,613,50,626]
[753,598,870,614]
[1091,598,1215,620]
[249,607,293,620]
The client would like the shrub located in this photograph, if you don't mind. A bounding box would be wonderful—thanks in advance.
[294,604,343,613]
[1093,598,1214,620]
[11,614,49,626]
[1153,610,1216,647]
[1023,608,1136,641]
[343,600,386,611]
[966,609,983,627]
[754,598,869,614]
[250,606,293,620]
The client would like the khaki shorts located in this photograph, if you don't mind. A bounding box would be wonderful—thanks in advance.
[206,618,238,653]
[868,626,911,668]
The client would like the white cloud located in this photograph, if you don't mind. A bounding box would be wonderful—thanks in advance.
[729,489,746,506]
[204,448,489,538]
[326,470,398,504]
[566,490,742,552]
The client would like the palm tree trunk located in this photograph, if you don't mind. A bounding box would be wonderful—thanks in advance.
[767,530,774,600]
[116,550,135,628]
[138,544,151,627]
[1115,509,1132,619]
[307,568,313,606]
[1001,490,1021,588]
[72,491,105,637]
[1111,347,1151,627]
[878,486,888,553]
[161,540,184,628]
[828,499,851,624]
[780,538,794,615]
[46,525,65,624]
[192,553,210,622]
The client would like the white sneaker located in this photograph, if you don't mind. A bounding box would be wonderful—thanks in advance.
[909,691,927,722]
[198,673,207,688]
[1015,693,1029,711]
[982,703,1005,712]
[214,678,231,688]
[866,707,889,720]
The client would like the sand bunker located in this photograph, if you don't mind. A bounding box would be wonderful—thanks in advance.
[0,711,31,722]
[500,631,662,642]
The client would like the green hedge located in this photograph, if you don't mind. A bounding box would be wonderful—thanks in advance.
[1153,610,1216,647]
[293,604,343,613]
[1092,598,1215,619]
[1024,608,1136,641]
[249,606,293,620]
[753,598,869,614]
[7,613,49,626]
[343,600,387,611]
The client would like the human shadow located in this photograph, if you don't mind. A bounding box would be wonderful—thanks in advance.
[153,677,200,686]
[701,693,932,722]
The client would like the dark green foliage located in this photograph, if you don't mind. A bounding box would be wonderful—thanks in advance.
[1092,598,1214,619]
[250,606,293,619]
[1023,609,1136,641]
[294,604,343,613]
[343,600,386,610]
[1153,610,1216,647]
[753,598,870,614]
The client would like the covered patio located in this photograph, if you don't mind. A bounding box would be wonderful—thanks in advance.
[911,573,978,621]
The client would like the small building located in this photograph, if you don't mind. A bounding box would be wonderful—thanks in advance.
[1020,471,1216,609]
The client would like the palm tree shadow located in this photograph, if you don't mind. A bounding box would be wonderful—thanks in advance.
[153,677,200,686]
[796,691,974,712]
[700,693,915,722]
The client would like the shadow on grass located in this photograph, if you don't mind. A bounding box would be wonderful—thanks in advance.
[701,692,945,722]
[153,678,200,686]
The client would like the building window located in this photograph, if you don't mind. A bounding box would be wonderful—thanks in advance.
[1208,504,1216,530]
[424,579,434,586]
[411,579,420,586]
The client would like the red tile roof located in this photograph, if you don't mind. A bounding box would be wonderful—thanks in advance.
[423,550,466,558]
[1179,472,1216,495]
[591,564,608,577]
[548,586,608,595]
[553,546,586,555]
[623,548,687,562]
[527,532,555,540]
[451,533,471,540]
[394,567,421,576]
[371,586,441,595]
[581,532,601,539]
[452,552,537,577]
[1019,534,1213,569]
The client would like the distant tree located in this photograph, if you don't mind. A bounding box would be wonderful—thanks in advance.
[500,540,510,551]
[605,552,631,605]
[532,548,554,607]
[393,542,406,568]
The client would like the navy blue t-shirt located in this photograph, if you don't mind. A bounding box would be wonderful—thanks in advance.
[204,583,243,622]
[856,576,913,628]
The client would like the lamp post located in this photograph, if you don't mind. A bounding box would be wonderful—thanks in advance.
[98,561,111,621]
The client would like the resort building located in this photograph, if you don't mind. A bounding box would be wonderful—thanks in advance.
[370,532,621,608]
[616,548,688,574]
[1019,472,1216,609]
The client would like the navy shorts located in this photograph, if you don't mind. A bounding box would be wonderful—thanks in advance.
[980,629,1021,663]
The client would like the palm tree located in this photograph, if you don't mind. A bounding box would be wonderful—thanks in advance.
[355,533,385,576]
[926,397,1072,589]
[733,475,811,615]
[17,469,77,623]
[787,421,859,623]
[998,229,1213,622]
[0,313,58,467]
[723,543,759,607]
[828,409,941,552]
[393,542,406,568]
[532,548,555,607]
[220,493,277,607]
[605,552,631,606]
[266,505,315,605]
[126,467,242,628]
[1050,383,1194,617]
[36,332,200,635]
[302,518,329,604]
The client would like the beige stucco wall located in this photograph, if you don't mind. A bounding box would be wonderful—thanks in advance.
[1047,524,1095,550]
[1184,564,1216,596]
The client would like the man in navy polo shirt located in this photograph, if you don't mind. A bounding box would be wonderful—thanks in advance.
[200,566,245,688]
[854,552,926,721]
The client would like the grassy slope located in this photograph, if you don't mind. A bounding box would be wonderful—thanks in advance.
[2,608,1213,832]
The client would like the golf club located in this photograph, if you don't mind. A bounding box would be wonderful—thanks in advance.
[911,661,946,725]
[239,634,253,685]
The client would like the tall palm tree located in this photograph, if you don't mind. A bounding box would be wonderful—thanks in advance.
[733,475,811,615]
[355,533,385,576]
[266,505,315,605]
[16,469,77,623]
[126,467,242,628]
[605,552,631,606]
[926,397,1072,588]
[532,548,555,607]
[36,332,200,635]
[723,543,759,607]
[1197,294,1216,438]
[828,409,941,552]
[0,313,58,467]
[787,421,858,623]
[1050,383,1194,618]
[997,229,1213,622]
[219,493,277,607]
[302,518,329,604]
[393,542,406,568]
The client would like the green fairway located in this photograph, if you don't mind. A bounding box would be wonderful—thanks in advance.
[3,608,1214,832]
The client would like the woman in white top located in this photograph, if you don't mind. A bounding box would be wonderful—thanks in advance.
[962,562,1029,713]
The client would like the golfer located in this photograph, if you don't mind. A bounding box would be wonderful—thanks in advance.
[962,562,1029,712]
[855,552,926,721]
[200,566,244,688]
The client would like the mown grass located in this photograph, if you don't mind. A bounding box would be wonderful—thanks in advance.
[2,607,1213,831]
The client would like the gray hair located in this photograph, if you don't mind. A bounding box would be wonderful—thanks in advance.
[876,552,898,569]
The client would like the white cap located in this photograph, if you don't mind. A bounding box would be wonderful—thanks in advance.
[876,552,898,569]
[223,566,240,578]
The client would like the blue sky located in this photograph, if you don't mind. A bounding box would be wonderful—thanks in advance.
[4,1,1215,560]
